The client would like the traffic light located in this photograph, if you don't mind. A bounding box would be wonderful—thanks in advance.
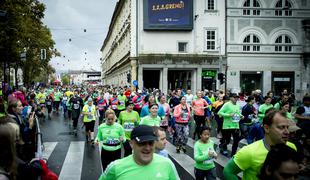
[127,73,131,83]
[218,73,225,85]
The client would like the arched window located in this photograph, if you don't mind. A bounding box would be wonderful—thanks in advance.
[275,35,292,52]
[275,0,292,16]
[243,0,261,16]
[243,34,260,51]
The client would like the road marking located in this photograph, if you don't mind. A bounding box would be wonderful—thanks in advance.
[43,142,58,160]
[59,141,85,180]
[166,141,195,178]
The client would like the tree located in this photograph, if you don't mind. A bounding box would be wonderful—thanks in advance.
[0,0,59,87]
[61,74,70,85]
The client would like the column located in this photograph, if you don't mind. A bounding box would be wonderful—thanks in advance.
[159,69,163,91]
[196,67,202,91]
[163,67,168,95]
[131,58,138,90]
[138,65,143,90]
[263,71,272,96]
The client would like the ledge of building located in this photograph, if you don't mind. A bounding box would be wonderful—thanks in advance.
[138,53,222,65]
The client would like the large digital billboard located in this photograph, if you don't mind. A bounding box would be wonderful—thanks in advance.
[143,0,193,30]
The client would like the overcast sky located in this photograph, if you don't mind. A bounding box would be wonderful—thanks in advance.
[40,0,117,72]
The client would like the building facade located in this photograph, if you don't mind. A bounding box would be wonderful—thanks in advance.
[226,0,310,98]
[101,0,226,94]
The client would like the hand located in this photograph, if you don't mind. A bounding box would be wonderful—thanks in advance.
[208,151,215,157]
[230,113,235,117]
[95,140,99,146]
[29,112,35,129]
[120,136,124,142]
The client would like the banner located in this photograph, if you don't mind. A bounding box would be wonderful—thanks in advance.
[143,0,193,30]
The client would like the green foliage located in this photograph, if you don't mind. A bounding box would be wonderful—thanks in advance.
[61,74,70,85]
[0,0,60,85]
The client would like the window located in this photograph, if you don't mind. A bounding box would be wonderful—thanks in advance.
[206,0,215,10]
[243,0,261,16]
[178,42,188,52]
[205,30,216,51]
[275,0,292,16]
[243,34,260,51]
[275,35,292,52]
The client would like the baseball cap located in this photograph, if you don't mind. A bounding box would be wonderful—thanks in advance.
[87,98,93,102]
[131,125,157,143]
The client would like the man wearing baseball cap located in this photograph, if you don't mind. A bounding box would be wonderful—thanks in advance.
[99,125,180,180]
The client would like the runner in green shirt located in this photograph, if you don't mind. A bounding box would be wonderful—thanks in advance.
[118,101,140,157]
[96,109,125,171]
[218,93,243,157]
[99,125,180,180]
[82,98,97,143]
[258,96,273,122]
[117,91,127,118]
[194,126,217,179]
[223,109,296,180]
[53,89,62,113]
[139,103,161,127]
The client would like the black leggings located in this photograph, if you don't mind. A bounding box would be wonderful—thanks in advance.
[101,148,121,171]
[220,129,240,156]
[193,115,205,140]
[123,140,132,157]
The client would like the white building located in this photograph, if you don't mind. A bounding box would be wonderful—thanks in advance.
[101,0,226,94]
[68,70,101,85]
[226,0,310,98]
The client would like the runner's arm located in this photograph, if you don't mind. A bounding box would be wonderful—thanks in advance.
[223,158,242,180]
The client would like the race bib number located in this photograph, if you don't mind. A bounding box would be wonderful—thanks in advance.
[182,112,189,120]
[124,122,135,131]
[47,101,52,105]
[98,105,104,109]
[87,115,93,120]
[112,105,117,110]
[73,104,80,109]
[203,158,214,164]
[232,114,240,122]
[138,101,143,108]
[106,137,119,145]
[120,101,125,106]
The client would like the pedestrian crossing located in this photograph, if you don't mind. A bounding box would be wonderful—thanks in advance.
[42,135,245,180]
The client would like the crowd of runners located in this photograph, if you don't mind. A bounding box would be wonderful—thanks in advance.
[0,84,309,180]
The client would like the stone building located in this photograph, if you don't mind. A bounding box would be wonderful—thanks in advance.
[101,0,226,94]
[226,0,310,98]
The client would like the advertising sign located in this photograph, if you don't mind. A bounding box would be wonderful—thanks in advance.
[143,0,193,30]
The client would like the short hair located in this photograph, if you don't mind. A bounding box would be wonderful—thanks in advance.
[199,126,211,136]
[105,109,115,118]
[263,109,286,126]
[153,126,165,139]
[303,96,310,102]
[258,143,301,179]
[148,103,158,109]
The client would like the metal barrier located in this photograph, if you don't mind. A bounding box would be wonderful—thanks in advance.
[35,114,44,159]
